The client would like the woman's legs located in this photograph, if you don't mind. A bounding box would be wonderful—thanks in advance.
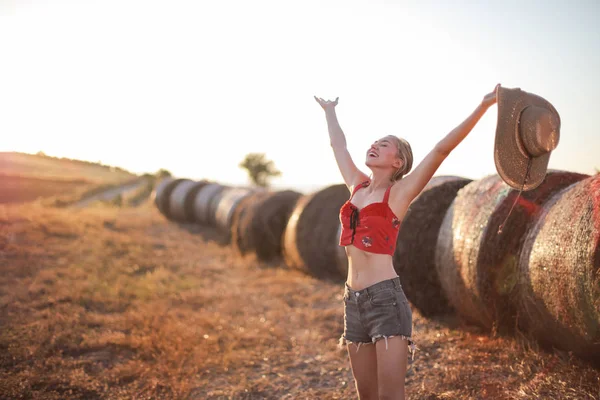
[343,277,413,399]
[375,336,409,400]
[347,342,378,400]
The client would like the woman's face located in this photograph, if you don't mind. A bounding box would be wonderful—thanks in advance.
[365,136,403,170]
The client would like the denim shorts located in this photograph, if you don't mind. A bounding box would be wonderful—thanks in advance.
[339,276,417,360]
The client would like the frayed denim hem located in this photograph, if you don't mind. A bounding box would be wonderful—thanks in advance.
[339,334,419,360]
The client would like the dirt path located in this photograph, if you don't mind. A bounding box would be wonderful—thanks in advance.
[0,204,598,399]
[72,178,149,208]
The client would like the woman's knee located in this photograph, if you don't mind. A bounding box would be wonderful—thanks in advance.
[377,382,406,400]
[355,383,378,400]
[377,392,404,400]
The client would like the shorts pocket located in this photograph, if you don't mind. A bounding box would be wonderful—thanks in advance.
[394,286,410,304]
[369,289,397,306]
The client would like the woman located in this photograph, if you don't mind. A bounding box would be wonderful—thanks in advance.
[314,84,499,400]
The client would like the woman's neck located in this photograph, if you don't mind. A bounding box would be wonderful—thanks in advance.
[368,172,394,192]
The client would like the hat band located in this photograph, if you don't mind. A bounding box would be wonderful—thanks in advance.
[497,156,533,235]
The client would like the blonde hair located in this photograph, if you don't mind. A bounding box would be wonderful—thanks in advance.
[386,135,413,181]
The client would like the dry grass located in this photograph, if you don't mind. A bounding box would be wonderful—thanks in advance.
[0,203,598,399]
[0,174,94,204]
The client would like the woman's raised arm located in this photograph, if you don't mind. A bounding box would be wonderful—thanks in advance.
[315,96,369,190]
[392,84,500,204]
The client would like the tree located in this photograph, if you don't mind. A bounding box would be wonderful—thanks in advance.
[155,169,172,180]
[239,153,281,187]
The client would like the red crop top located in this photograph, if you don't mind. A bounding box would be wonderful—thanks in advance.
[339,180,402,255]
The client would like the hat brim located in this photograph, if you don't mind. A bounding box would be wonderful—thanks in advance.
[494,87,560,191]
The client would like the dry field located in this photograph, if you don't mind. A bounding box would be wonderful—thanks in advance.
[0,202,599,399]
[0,174,91,204]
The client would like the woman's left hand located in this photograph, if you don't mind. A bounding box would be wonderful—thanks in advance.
[481,84,500,108]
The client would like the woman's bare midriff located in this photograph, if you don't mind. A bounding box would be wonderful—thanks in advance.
[345,245,399,290]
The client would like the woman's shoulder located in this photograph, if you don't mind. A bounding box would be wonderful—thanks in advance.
[387,179,415,212]
[349,178,371,194]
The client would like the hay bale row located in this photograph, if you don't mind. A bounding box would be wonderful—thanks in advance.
[154,179,232,226]
[516,174,600,364]
[393,176,472,317]
[166,178,192,221]
[153,171,599,366]
[231,190,302,261]
[206,185,229,226]
[283,184,349,278]
[154,178,186,218]
[168,180,209,222]
[435,171,588,331]
[193,183,227,225]
[214,187,256,234]
[230,191,272,255]
[153,178,303,262]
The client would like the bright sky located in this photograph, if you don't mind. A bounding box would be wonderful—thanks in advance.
[1,0,598,192]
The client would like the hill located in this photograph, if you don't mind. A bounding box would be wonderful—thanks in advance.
[0,152,139,204]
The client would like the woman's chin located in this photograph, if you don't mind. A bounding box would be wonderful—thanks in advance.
[365,158,380,167]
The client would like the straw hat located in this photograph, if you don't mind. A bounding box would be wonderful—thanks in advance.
[494,87,561,191]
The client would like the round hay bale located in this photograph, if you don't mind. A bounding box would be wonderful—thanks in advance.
[232,190,302,261]
[206,185,230,226]
[231,191,272,256]
[153,178,187,219]
[435,170,588,331]
[393,176,472,317]
[335,223,348,276]
[282,184,349,278]
[153,177,174,214]
[183,181,211,221]
[214,187,255,234]
[167,179,198,222]
[193,183,226,225]
[516,174,600,364]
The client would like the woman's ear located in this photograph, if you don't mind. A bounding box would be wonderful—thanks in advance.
[393,158,404,170]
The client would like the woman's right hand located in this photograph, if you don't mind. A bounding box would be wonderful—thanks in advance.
[314,96,339,111]
[481,84,500,109]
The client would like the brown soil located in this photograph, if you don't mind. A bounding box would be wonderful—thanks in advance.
[0,203,598,399]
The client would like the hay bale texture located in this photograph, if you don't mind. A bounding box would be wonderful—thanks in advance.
[283,184,349,278]
[435,171,588,331]
[182,180,211,222]
[207,185,230,227]
[231,190,302,261]
[193,183,226,225]
[393,176,472,316]
[335,224,348,277]
[214,187,255,235]
[516,174,600,364]
[230,191,272,255]
[154,178,186,218]
[168,179,209,222]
